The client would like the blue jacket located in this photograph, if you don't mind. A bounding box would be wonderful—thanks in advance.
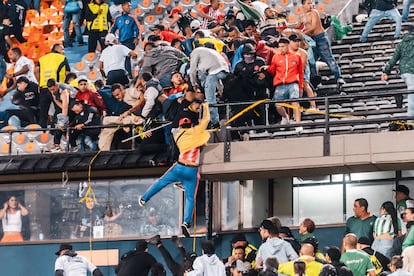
[111,13,139,43]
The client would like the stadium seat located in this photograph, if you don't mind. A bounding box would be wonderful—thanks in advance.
[13,133,28,145]
[158,0,172,8]
[81,52,100,68]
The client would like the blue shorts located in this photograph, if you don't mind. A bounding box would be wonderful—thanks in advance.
[273,83,299,101]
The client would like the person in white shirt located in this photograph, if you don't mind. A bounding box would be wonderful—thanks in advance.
[54,243,103,276]
[0,195,29,242]
[8,47,37,84]
[99,33,137,86]
[192,240,226,276]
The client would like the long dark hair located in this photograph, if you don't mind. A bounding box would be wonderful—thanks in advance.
[382,201,398,236]
[4,195,17,223]
[294,260,306,276]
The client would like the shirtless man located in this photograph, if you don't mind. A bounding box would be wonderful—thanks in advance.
[288,33,317,109]
[300,0,345,89]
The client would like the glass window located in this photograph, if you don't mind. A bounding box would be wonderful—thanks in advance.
[0,178,183,243]
[221,181,240,231]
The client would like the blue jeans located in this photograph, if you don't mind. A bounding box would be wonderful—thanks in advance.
[402,73,414,121]
[0,55,6,83]
[63,11,83,45]
[360,8,402,42]
[199,70,228,124]
[302,34,317,77]
[141,163,200,224]
[402,0,412,22]
[273,83,299,101]
[312,32,342,80]
[8,115,21,128]
[372,238,393,259]
[25,0,40,11]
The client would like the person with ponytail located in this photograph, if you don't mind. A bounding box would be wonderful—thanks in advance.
[372,201,401,259]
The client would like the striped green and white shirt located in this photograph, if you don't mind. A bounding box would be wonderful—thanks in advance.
[373,214,395,237]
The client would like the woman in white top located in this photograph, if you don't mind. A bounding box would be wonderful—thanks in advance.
[0,195,29,242]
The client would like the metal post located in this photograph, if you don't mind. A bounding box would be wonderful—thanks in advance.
[205,180,213,240]
[224,128,231,162]
[323,97,330,156]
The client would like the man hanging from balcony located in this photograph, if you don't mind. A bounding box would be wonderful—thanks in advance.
[138,101,210,237]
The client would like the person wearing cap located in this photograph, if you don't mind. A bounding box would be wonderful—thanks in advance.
[324,246,353,276]
[75,76,107,117]
[340,233,376,276]
[261,36,304,132]
[228,233,257,268]
[288,33,317,110]
[393,185,414,232]
[255,219,298,270]
[299,0,345,89]
[115,240,157,276]
[382,24,414,120]
[138,101,210,237]
[357,236,390,275]
[99,33,137,86]
[85,0,111,53]
[345,198,377,245]
[192,240,226,276]
[54,243,103,276]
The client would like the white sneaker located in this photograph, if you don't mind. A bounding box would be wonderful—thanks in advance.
[295,126,304,133]
[281,116,290,125]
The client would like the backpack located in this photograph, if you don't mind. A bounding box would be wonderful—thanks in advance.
[370,253,384,275]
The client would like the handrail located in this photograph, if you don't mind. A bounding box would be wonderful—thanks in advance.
[0,89,412,157]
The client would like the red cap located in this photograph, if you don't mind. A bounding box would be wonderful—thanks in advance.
[179,117,192,127]
[169,7,181,17]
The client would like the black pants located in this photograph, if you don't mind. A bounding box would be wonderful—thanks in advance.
[121,39,135,78]
[38,88,52,128]
[88,30,106,53]
[106,69,129,86]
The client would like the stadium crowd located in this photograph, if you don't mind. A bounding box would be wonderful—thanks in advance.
[0,0,367,152]
[53,187,414,276]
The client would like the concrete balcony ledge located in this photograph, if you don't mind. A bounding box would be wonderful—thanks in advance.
[200,131,414,181]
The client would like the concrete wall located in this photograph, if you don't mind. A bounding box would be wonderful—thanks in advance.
[201,132,414,181]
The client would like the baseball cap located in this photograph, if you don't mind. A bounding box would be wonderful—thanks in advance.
[135,240,148,252]
[105,33,116,44]
[393,185,410,196]
[288,33,301,41]
[231,233,247,244]
[190,20,201,31]
[259,219,276,231]
[179,117,192,127]
[55,243,72,255]
[324,246,341,261]
[320,264,338,276]
[357,236,371,246]
[231,260,249,272]
[150,24,165,31]
[77,75,88,82]
[169,7,181,18]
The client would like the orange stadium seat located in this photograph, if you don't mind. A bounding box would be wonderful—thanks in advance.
[73,61,88,73]
[49,30,64,43]
[25,140,41,154]
[26,9,39,22]
[295,6,303,14]
[323,0,331,3]
[317,5,325,12]
[158,0,172,8]
[87,68,102,82]
[31,16,48,27]
[41,7,58,21]
[281,0,289,6]
[27,31,45,43]
[154,6,164,15]
[40,1,50,10]
[134,7,144,16]
[181,0,195,8]
[1,142,10,155]
[288,14,297,23]
[24,124,42,140]
[218,2,225,10]
[139,0,154,10]
[13,133,28,145]
[197,3,206,11]
[144,15,158,25]
[28,46,43,61]
[36,132,52,145]
[49,14,64,27]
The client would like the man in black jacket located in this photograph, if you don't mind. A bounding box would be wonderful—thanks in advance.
[325,246,353,276]
[115,240,157,276]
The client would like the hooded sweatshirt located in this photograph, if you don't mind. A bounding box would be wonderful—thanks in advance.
[383,33,414,75]
[255,237,299,269]
[192,254,226,276]
[141,45,187,80]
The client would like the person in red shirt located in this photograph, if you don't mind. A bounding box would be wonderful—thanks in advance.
[163,71,188,97]
[263,37,304,132]
[150,24,186,43]
[75,76,108,117]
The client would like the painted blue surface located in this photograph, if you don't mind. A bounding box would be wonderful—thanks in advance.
[0,226,345,276]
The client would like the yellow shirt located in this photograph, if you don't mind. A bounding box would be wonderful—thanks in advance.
[278,256,323,276]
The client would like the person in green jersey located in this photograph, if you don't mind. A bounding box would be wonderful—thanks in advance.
[340,233,375,276]
[345,198,377,244]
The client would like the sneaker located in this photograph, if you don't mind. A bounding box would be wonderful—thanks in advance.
[181,222,191,238]
[50,146,62,152]
[281,116,290,125]
[147,234,161,245]
[171,235,184,247]
[295,126,303,133]
[138,196,146,207]
[207,121,220,130]
[337,78,346,86]
[173,182,185,191]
